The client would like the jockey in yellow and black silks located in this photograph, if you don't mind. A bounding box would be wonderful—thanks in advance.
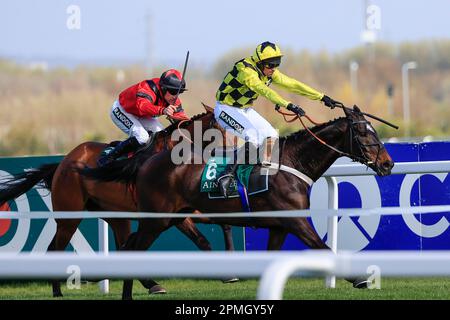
[214,41,339,197]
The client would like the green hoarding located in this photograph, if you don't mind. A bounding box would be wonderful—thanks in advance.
[0,155,244,253]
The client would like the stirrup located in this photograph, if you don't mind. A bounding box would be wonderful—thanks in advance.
[217,173,236,198]
[261,160,272,168]
[217,173,235,182]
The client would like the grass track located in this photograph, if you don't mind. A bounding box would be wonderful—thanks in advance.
[1,277,450,300]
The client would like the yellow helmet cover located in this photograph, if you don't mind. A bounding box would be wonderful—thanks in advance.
[252,41,283,63]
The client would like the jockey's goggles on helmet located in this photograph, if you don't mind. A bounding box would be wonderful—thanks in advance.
[265,62,280,69]
[166,87,185,95]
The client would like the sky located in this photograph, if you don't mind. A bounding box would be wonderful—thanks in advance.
[0,0,449,66]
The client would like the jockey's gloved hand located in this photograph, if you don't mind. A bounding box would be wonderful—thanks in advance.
[163,105,177,116]
[286,103,305,116]
[321,95,338,109]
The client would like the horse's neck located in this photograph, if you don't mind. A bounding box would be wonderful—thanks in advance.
[283,119,349,181]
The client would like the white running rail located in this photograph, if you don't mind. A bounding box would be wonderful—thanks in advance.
[1,251,450,300]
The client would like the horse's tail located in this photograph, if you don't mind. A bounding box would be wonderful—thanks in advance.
[0,163,59,204]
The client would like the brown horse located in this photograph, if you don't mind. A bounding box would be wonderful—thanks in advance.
[105,105,395,299]
[0,110,237,297]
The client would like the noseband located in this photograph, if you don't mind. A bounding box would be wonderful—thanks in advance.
[348,119,385,167]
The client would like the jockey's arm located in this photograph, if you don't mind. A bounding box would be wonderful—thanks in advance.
[271,70,324,101]
[241,68,291,108]
[134,86,165,117]
[166,104,189,121]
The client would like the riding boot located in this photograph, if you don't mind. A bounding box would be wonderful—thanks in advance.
[217,142,254,198]
[217,162,239,198]
[97,136,141,167]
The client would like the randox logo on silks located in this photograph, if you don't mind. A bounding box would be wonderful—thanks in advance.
[113,107,133,129]
[219,111,244,134]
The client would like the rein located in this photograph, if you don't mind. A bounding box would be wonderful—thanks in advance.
[334,102,399,130]
[174,113,216,145]
[275,106,380,166]
[177,119,193,144]
[275,107,352,158]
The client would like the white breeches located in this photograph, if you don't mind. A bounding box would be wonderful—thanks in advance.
[214,102,278,146]
[110,100,164,144]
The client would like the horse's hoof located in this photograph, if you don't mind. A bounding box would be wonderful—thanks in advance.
[353,279,370,289]
[149,284,167,294]
[222,277,239,283]
[53,292,63,298]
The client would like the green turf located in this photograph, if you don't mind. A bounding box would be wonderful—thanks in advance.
[1,278,450,300]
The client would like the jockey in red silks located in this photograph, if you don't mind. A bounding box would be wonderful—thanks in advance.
[98,69,189,166]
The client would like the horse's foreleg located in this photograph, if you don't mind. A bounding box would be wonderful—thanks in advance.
[220,224,240,283]
[285,218,369,288]
[221,225,235,251]
[176,218,212,251]
[120,219,168,300]
[267,228,288,250]
[284,218,328,250]
[105,218,166,294]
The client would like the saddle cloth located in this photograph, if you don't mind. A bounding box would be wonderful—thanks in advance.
[200,156,269,199]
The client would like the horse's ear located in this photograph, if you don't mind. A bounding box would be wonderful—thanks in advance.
[343,106,352,117]
[353,105,361,113]
[201,102,214,113]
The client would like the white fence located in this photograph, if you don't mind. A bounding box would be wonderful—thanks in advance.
[321,160,450,287]
[1,160,450,298]
[1,251,450,300]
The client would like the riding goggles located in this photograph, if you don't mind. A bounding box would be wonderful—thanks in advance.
[265,62,280,69]
[166,87,185,95]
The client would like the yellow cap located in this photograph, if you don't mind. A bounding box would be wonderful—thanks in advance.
[252,41,283,63]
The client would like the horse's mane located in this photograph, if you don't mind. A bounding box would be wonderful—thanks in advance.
[78,111,212,186]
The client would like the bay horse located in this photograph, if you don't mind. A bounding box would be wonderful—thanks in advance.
[0,109,237,297]
[110,105,394,299]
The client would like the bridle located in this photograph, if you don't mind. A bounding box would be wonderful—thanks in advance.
[275,105,388,168]
[348,118,385,167]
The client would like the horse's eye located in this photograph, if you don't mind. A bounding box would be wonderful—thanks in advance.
[357,123,367,135]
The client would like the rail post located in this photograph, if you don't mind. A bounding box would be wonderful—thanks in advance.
[98,220,109,294]
[325,176,338,288]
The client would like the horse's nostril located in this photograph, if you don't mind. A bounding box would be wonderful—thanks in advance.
[383,161,393,170]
